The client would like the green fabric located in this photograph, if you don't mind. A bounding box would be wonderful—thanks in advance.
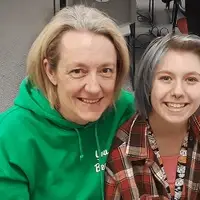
[0,78,135,200]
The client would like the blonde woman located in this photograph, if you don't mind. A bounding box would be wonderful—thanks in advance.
[106,34,200,200]
[0,5,135,199]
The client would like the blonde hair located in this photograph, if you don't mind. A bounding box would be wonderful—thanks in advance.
[26,5,130,107]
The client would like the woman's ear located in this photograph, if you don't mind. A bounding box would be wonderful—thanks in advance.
[43,58,57,86]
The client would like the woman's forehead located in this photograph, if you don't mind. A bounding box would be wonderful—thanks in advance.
[155,50,200,75]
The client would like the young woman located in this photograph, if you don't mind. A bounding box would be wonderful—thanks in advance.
[0,5,135,200]
[105,34,200,200]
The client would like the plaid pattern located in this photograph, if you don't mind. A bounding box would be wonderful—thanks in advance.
[105,114,200,200]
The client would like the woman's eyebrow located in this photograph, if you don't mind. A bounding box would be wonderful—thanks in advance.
[156,70,173,75]
[67,62,116,68]
[186,71,200,76]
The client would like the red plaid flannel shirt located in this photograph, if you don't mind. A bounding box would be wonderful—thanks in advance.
[105,114,200,200]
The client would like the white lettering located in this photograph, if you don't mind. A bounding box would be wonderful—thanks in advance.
[94,163,106,173]
[101,150,109,157]
[95,150,99,159]
[94,149,108,173]
[95,149,109,159]
[94,163,101,172]
[101,164,106,171]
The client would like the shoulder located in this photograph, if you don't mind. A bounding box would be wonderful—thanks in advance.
[117,89,135,104]
[0,106,23,127]
[106,115,138,170]
[0,107,36,177]
[111,114,138,148]
[115,90,135,113]
[114,90,136,126]
[0,105,36,141]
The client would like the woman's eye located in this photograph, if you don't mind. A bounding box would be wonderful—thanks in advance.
[69,69,86,78]
[101,68,114,77]
[159,76,172,82]
[102,68,112,73]
[186,77,198,84]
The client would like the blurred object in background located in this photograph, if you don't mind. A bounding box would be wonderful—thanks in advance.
[177,17,188,34]
[186,0,200,36]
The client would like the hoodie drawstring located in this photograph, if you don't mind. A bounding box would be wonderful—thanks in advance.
[95,124,104,200]
[75,128,84,160]
[75,125,104,200]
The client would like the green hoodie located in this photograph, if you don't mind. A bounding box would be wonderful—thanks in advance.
[0,78,135,200]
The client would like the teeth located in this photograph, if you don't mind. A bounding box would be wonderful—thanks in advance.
[81,98,100,104]
[166,103,185,108]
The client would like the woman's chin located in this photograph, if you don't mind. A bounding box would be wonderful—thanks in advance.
[79,112,104,124]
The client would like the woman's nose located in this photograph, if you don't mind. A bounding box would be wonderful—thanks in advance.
[84,74,101,94]
[171,81,185,99]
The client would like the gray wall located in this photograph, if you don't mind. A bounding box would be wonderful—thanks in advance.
[0,0,54,111]
[72,0,135,25]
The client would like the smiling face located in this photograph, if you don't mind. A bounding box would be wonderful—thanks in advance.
[150,50,200,125]
[44,30,117,124]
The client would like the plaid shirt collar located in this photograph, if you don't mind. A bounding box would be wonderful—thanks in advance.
[125,113,200,162]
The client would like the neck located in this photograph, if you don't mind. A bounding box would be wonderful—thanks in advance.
[148,112,188,156]
[149,113,188,138]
